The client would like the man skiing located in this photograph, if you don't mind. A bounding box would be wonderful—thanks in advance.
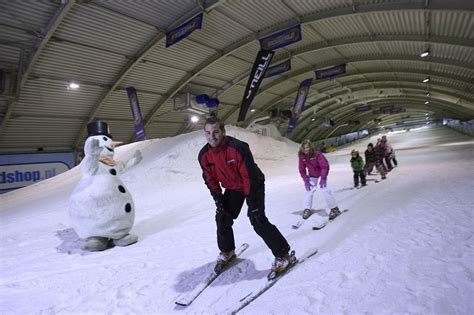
[198,116,292,275]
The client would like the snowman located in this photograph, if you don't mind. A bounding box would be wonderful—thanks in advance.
[69,121,142,251]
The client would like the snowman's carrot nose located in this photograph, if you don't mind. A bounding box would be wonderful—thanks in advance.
[111,141,124,148]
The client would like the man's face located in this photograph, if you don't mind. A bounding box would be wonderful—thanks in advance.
[204,123,225,147]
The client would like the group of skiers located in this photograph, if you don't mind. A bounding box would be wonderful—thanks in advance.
[199,117,400,277]
[350,135,398,187]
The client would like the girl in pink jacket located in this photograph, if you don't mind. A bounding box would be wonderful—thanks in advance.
[298,140,341,221]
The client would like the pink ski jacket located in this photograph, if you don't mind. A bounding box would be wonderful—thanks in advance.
[298,152,330,182]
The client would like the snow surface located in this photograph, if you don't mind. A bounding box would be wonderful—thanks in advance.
[1,125,473,315]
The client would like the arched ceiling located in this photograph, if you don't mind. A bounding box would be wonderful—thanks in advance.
[0,0,472,153]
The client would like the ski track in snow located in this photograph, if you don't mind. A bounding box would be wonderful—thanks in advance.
[1,126,473,315]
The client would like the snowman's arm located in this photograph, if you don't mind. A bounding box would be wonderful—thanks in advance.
[81,155,99,176]
[123,150,143,172]
[81,138,101,176]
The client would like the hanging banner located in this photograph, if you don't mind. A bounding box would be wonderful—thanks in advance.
[287,78,313,133]
[126,87,146,141]
[315,64,346,80]
[264,59,291,78]
[259,24,302,50]
[355,104,372,112]
[166,13,203,48]
[238,49,274,122]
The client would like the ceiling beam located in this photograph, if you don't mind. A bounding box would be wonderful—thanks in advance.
[0,0,76,137]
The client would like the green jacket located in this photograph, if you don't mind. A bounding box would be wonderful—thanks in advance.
[350,155,365,172]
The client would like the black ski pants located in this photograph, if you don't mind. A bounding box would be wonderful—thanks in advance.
[353,170,366,186]
[215,185,290,258]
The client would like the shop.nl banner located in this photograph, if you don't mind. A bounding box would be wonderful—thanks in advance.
[126,87,146,141]
[287,78,312,133]
[260,24,301,50]
[238,49,274,122]
[264,59,291,78]
[166,13,203,48]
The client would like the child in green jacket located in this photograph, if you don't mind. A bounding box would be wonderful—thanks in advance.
[351,149,367,188]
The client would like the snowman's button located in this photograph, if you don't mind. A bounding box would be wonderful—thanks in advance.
[109,169,117,175]
[118,185,126,193]
[125,203,132,213]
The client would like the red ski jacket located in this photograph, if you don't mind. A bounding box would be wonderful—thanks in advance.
[198,136,264,203]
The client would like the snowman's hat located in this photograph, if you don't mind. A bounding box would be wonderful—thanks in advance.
[87,120,112,139]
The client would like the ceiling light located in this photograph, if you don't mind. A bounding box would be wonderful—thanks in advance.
[425,101,429,104]
[190,115,199,123]
[68,82,80,90]
[250,109,256,112]
[420,49,431,58]
[311,118,315,121]
[426,92,430,96]
[422,77,430,83]
[425,113,429,115]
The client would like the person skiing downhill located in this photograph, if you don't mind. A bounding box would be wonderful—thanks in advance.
[198,116,293,275]
[364,143,387,180]
[298,140,341,220]
[350,149,367,188]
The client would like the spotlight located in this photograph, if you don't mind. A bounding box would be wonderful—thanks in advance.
[250,109,256,112]
[68,82,80,90]
[422,77,430,83]
[420,49,431,58]
[190,115,199,123]
[311,118,315,121]
[425,101,429,104]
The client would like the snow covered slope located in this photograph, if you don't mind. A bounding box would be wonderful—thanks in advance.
[1,125,473,314]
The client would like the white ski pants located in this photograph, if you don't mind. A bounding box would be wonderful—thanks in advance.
[303,177,337,213]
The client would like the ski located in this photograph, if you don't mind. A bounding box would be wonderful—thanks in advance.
[292,209,324,229]
[174,243,250,307]
[230,248,319,314]
[312,209,349,230]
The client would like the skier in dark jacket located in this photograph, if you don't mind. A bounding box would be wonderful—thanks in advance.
[350,149,366,187]
[364,143,386,180]
[198,116,292,275]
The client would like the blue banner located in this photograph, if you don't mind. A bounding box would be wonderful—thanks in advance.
[372,106,405,115]
[264,59,291,78]
[238,50,274,122]
[315,64,346,80]
[260,24,301,50]
[287,78,312,133]
[355,104,372,112]
[126,87,146,141]
[166,13,203,48]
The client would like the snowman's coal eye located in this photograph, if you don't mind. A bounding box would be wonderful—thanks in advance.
[103,137,107,141]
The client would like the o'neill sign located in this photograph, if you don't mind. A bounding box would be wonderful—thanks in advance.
[238,49,274,122]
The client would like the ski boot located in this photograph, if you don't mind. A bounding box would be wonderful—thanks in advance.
[214,249,236,273]
[329,207,342,221]
[302,208,312,220]
[267,250,297,280]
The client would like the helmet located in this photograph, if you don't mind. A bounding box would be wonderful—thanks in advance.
[351,149,359,155]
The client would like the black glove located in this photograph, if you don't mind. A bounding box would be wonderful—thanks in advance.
[211,192,225,213]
